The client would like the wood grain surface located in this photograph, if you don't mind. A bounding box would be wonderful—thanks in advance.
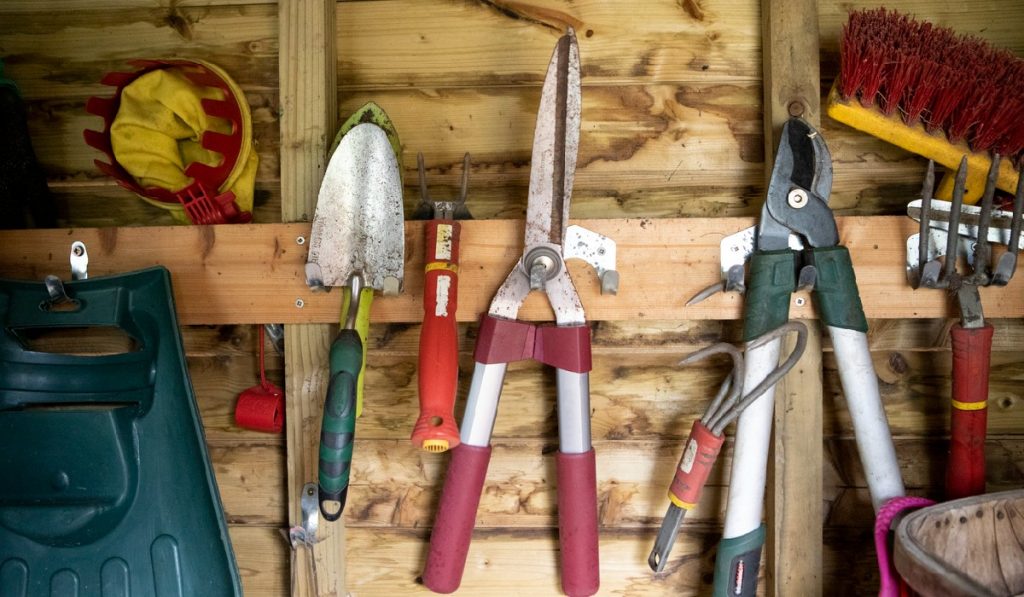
[4,0,1024,594]
[2,217,1022,326]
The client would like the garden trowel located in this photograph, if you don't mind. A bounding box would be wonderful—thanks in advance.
[305,103,404,520]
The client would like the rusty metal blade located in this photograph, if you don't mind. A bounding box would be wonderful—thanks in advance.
[525,29,581,247]
[305,123,405,294]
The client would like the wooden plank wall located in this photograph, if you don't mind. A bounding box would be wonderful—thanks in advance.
[2,1,1024,595]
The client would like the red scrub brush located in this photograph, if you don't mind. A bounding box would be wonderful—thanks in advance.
[826,8,1024,202]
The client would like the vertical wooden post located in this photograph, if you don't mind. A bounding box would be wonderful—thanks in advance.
[279,1,342,595]
[762,0,823,595]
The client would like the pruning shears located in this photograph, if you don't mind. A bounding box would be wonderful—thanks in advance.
[689,117,905,596]
[422,28,618,597]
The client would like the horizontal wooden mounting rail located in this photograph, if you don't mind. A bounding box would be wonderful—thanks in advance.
[1,217,1020,325]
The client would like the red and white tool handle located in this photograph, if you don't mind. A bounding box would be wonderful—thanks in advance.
[946,323,993,499]
[555,368,600,597]
[669,420,725,509]
[422,361,505,594]
[829,326,905,508]
[412,220,462,452]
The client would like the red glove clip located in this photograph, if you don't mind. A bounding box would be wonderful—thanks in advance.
[235,381,284,433]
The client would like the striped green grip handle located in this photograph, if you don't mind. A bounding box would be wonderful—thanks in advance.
[319,328,364,521]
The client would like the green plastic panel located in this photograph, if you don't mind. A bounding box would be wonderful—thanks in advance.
[0,267,241,596]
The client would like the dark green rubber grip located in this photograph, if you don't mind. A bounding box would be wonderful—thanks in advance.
[319,328,364,521]
[713,525,765,597]
[810,246,868,332]
[743,250,796,342]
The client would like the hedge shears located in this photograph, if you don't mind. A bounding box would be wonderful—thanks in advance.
[422,28,618,597]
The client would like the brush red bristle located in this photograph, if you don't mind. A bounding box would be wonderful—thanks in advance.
[837,8,1024,164]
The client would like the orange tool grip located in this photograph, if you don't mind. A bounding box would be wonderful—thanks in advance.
[412,220,462,452]
[668,420,724,509]
[946,323,993,500]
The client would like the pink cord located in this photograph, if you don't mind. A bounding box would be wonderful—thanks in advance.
[875,496,935,597]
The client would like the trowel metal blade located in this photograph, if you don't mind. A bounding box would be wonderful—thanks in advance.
[306,122,405,295]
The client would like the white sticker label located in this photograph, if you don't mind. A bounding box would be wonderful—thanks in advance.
[435,224,453,260]
[435,275,451,317]
[679,438,698,474]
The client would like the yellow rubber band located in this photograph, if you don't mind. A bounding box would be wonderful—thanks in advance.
[425,262,458,274]
[952,399,987,411]
[668,493,695,510]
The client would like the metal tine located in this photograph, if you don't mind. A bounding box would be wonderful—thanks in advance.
[678,343,744,427]
[941,157,969,284]
[708,321,802,434]
[457,152,471,204]
[709,321,808,435]
[970,154,1000,284]
[993,165,1024,286]
[417,152,431,203]
[916,161,936,289]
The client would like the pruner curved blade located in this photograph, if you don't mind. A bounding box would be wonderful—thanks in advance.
[761,118,837,251]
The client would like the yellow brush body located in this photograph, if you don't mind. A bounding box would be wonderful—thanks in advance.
[826,85,1020,204]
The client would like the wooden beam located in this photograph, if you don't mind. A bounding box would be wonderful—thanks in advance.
[1,218,1021,325]
[761,0,823,594]
[278,0,342,596]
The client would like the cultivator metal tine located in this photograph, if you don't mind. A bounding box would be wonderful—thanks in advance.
[915,161,936,288]
[993,166,1024,286]
[969,155,1001,285]
[940,158,969,285]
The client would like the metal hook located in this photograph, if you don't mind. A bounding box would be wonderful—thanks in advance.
[679,321,809,435]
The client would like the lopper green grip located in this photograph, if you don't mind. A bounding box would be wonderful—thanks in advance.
[713,525,765,597]
[743,251,796,342]
[318,328,363,521]
[810,246,868,332]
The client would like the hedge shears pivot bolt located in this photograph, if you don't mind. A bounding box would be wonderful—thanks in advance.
[648,322,808,573]
[422,29,616,597]
[688,118,905,596]
[905,157,1024,499]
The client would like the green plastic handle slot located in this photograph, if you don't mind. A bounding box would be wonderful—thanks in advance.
[713,525,765,597]
[340,286,374,418]
[810,246,868,332]
[743,250,796,342]
[318,327,363,521]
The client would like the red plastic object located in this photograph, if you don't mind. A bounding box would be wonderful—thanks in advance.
[235,383,284,433]
[179,182,252,226]
[473,313,592,373]
[422,444,492,593]
[234,326,284,433]
[83,59,251,225]
[668,421,725,507]
[556,449,600,597]
[946,323,994,500]
[412,220,462,452]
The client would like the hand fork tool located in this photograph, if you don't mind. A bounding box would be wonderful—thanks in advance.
[906,156,1024,500]
[648,321,808,573]
[305,104,405,520]
[689,117,905,597]
[422,29,618,597]
[411,152,473,453]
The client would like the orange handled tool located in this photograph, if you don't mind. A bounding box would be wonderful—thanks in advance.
[411,153,472,453]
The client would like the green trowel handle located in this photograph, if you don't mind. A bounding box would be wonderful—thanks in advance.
[713,525,765,597]
[319,328,363,521]
[341,286,374,418]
